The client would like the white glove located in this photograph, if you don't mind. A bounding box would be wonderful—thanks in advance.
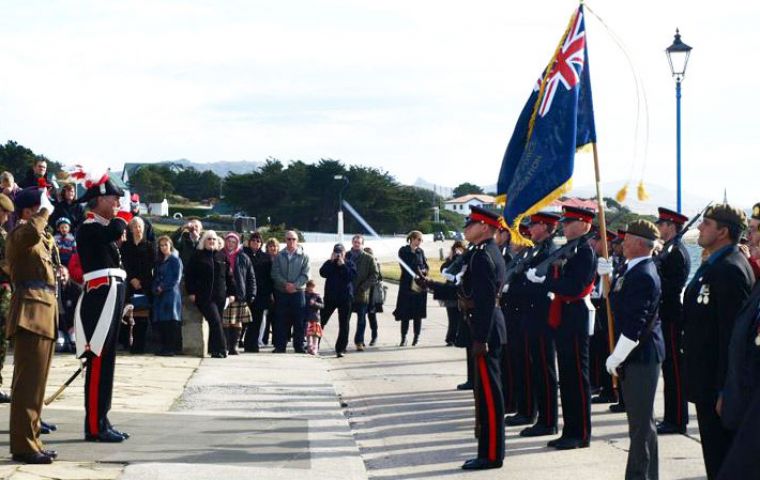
[454,269,466,285]
[441,271,456,282]
[39,189,54,215]
[605,334,639,376]
[597,257,613,276]
[525,268,546,284]
[502,283,510,294]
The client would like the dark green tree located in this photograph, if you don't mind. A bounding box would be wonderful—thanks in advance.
[130,166,174,203]
[0,140,62,180]
[452,182,484,198]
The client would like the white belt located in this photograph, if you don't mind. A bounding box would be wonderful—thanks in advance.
[83,268,126,282]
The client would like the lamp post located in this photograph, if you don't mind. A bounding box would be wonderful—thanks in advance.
[666,28,692,213]
[334,174,349,242]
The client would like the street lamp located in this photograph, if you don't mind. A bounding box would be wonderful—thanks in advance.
[666,28,692,213]
[334,174,349,242]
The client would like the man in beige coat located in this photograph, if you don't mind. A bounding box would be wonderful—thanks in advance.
[5,186,58,464]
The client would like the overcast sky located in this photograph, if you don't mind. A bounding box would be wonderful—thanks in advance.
[0,1,755,207]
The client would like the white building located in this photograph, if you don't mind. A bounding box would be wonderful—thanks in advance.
[444,194,496,215]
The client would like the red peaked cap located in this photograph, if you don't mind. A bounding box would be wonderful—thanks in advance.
[529,212,561,226]
[559,206,595,223]
[464,205,502,229]
[656,207,688,225]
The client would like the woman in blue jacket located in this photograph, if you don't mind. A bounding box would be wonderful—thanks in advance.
[152,236,183,356]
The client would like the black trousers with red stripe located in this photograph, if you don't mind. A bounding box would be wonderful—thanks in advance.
[662,321,688,428]
[528,326,558,428]
[474,347,505,463]
[82,280,126,436]
[555,322,591,442]
[501,307,534,416]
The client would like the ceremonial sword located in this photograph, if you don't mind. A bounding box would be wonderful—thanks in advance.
[44,358,86,406]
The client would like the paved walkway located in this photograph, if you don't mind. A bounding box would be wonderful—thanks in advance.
[0,280,709,479]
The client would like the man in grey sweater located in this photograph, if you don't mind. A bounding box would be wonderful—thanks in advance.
[271,231,310,353]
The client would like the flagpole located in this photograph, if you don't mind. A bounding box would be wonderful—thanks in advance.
[591,142,618,390]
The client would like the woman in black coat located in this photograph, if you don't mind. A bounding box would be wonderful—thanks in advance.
[185,230,236,358]
[393,230,429,346]
[242,232,275,352]
[121,216,155,353]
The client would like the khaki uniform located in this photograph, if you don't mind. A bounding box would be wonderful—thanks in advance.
[0,227,11,387]
[5,210,58,455]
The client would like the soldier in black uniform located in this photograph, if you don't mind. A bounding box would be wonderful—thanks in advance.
[589,229,617,405]
[495,224,516,412]
[683,204,754,479]
[512,213,560,438]
[74,175,131,443]
[456,206,507,470]
[653,207,691,435]
[526,206,596,450]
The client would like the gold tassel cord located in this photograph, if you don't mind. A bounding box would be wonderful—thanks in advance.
[637,180,650,201]
[616,183,629,203]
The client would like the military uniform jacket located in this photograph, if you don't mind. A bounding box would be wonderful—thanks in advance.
[654,238,691,324]
[462,239,506,346]
[545,239,596,332]
[506,239,556,332]
[610,257,664,365]
[720,282,760,430]
[683,245,754,404]
[4,210,58,340]
[76,215,127,274]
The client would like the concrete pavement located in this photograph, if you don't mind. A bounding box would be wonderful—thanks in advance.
[0,279,709,479]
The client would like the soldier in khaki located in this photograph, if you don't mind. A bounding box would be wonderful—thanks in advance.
[5,187,58,464]
[0,193,15,403]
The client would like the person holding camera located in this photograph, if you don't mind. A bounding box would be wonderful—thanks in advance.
[319,243,356,357]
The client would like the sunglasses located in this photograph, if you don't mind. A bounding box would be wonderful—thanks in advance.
[286,238,297,241]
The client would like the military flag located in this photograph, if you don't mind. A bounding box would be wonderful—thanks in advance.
[497,5,596,243]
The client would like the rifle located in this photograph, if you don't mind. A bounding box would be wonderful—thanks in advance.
[532,230,597,278]
[655,202,712,266]
[503,231,560,285]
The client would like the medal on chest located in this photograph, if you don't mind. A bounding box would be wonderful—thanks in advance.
[697,282,710,305]
[755,325,760,347]
[613,276,624,292]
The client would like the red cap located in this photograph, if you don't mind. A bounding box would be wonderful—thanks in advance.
[529,212,561,226]
[656,207,688,225]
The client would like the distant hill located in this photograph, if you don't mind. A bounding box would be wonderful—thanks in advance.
[163,158,261,177]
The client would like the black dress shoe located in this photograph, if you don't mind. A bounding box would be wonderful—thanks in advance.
[609,402,626,413]
[369,337,377,346]
[552,437,590,450]
[656,421,686,435]
[272,349,286,353]
[0,391,10,403]
[12,452,53,464]
[336,352,344,358]
[412,336,419,346]
[210,352,226,358]
[456,382,473,391]
[41,420,57,432]
[41,449,58,459]
[505,413,535,426]
[109,427,130,439]
[399,338,407,347]
[85,430,126,442]
[547,437,565,448]
[591,394,618,404]
[520,424,558,437]
[461,458,503,470]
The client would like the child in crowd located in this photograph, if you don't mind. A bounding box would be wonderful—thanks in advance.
[54,217,77,266]
[304,280,324,355]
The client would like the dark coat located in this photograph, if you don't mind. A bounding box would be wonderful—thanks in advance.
[152,253,183,322]
[245,248,273,309]
[121,239,155,301]
[683,245,754,404]
[185,249,235,305]
[49,200,86,232]
[59,280,82,332]
[654,238,691,324]
[228,249,256,304]
[506,238,556,334]
[720,282,760,430]
[319,259,356,303]
[393,245,428,321]
[609,257,665,365]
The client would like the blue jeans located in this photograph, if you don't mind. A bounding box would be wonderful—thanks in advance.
[353,303,368,345]
[274,291,306,352]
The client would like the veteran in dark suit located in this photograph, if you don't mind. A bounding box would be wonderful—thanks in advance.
[601,219,664,480]
[683,203,754,480]
[5,187,58,464]
[715,276,760,479]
